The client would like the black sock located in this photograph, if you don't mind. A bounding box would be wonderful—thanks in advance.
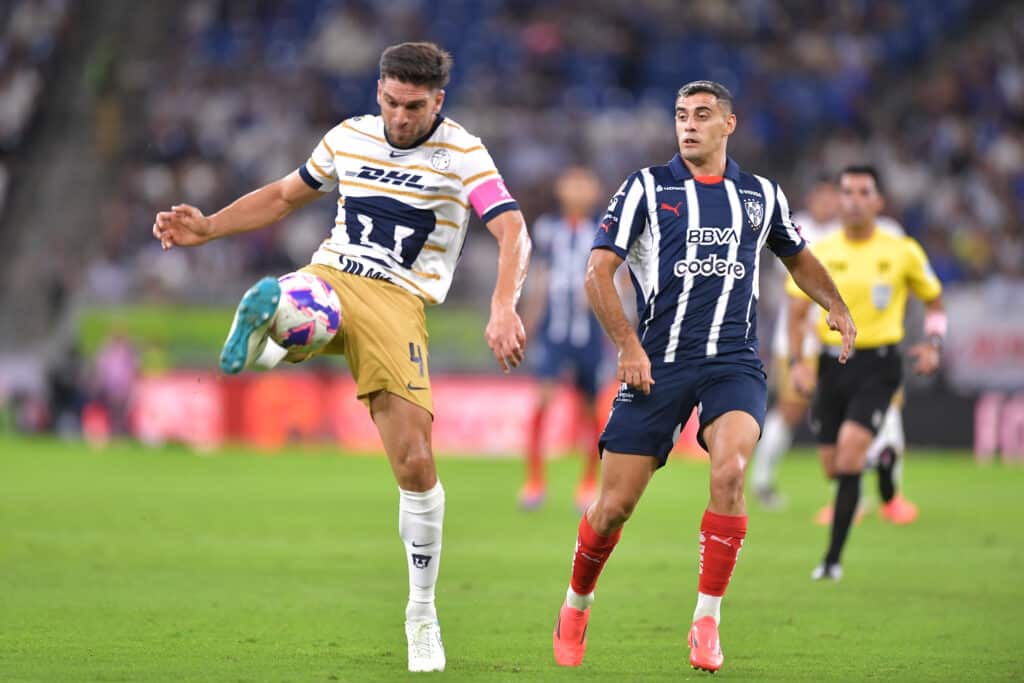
[825,473,861,566]
[877,447,897,503]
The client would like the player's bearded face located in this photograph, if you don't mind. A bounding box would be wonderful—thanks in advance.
[675,94,736,163]
[378,78,445,147]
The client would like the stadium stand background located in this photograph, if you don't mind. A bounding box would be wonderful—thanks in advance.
[0,0,1021,448]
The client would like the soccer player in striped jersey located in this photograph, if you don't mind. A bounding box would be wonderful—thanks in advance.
[549,81,856,674]
[519,166,610,512]
[153,42,531,673]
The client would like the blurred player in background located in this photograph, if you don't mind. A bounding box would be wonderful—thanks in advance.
[752,175,920,525]
[550,81,854,674]
[751,174,838,508]
[519,166,608,512]
[153,42,531,672]
[787,165,945,581]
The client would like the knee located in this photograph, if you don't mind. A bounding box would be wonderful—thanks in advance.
[590,493,638,534]
[711,455,747,497]
[393,439,435,490]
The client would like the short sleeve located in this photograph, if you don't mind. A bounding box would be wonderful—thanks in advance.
[592,173,648,259]
[463,145,518,223]
[903,237,943,302]
[299,130,340,193]
[766,185,806,257]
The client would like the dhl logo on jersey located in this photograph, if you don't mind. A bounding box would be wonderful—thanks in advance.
[343,165,442,192]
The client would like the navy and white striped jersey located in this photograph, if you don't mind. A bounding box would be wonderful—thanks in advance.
[593,154,805,365]
[533,214,602,348]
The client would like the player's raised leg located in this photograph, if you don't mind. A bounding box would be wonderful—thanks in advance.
[690,410,755,673]
[220,271,341,374]
[553,451,656,666]
[370,391,446,673]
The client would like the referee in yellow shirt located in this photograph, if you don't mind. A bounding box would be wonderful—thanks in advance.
[787,165,946,581]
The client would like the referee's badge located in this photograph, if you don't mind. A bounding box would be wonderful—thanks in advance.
[744,198,764,230]
[872,283,893,310]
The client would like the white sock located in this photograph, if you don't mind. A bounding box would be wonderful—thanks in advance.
[866,404,904,469]
[693,592,722,624]
[565,586,594,611]
[751,410,793,490]
[399,482,445,622]
[254,339,287,369]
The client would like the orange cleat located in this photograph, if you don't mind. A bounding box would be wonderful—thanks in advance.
[688,615,723,673]
[880,494,918,524]
[574,479,598,514]
[814,504,866,526]
[553,604,589,666]
[518,481,546,510]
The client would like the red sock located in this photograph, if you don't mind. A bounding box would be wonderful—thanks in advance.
[570,514,621,595]
[697,510,748,596]
[525,404,545,484]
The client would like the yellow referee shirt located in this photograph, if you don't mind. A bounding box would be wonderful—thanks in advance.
[786,227,942,348]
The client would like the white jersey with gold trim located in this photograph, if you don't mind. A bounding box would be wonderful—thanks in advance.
[299,115,518,304]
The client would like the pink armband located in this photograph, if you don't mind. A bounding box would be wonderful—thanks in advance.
[469,177,516,219]
[924,310,948,338]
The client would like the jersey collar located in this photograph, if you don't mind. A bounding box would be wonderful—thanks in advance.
[384,115,445,150]
[668,153,741,183]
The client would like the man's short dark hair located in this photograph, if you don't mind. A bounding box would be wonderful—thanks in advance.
[839,165,884,194]
[677,80,733,112]
[379,42,452,90]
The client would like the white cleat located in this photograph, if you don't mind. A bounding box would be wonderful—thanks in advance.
[811,562,843,582]
[406,619,446,672]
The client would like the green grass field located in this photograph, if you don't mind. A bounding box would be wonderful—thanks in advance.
[1,436,1022,681]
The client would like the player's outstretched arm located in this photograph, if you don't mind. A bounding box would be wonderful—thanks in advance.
[484,209,531,373]
[585,248,653,394]
[781,248,857,363]
[152,170,322,250]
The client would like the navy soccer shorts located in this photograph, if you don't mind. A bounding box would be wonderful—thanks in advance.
[532,337,607,399]
[599,351,768,467]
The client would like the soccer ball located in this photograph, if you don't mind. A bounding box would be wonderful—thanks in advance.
[270,272,342,360]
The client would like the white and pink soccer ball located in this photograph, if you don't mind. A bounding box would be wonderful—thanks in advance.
[270,272,342,359]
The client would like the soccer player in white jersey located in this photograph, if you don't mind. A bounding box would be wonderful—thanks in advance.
[751,175,919,524]
[152,42,531,673]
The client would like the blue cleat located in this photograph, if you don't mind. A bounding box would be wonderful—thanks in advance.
[219,277,281,374]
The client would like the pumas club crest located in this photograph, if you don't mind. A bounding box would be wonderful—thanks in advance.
[430,148,451,171]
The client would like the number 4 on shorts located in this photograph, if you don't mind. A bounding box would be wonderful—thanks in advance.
[409,342,425,377]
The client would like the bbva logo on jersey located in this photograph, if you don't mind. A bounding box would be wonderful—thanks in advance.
[687,227,738,245]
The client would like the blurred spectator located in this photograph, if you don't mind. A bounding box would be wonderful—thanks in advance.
[91,332,140,435]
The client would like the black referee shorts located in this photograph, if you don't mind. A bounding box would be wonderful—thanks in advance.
[811,345,902,445]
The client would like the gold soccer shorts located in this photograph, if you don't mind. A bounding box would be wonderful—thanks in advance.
[301,264,432,416]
